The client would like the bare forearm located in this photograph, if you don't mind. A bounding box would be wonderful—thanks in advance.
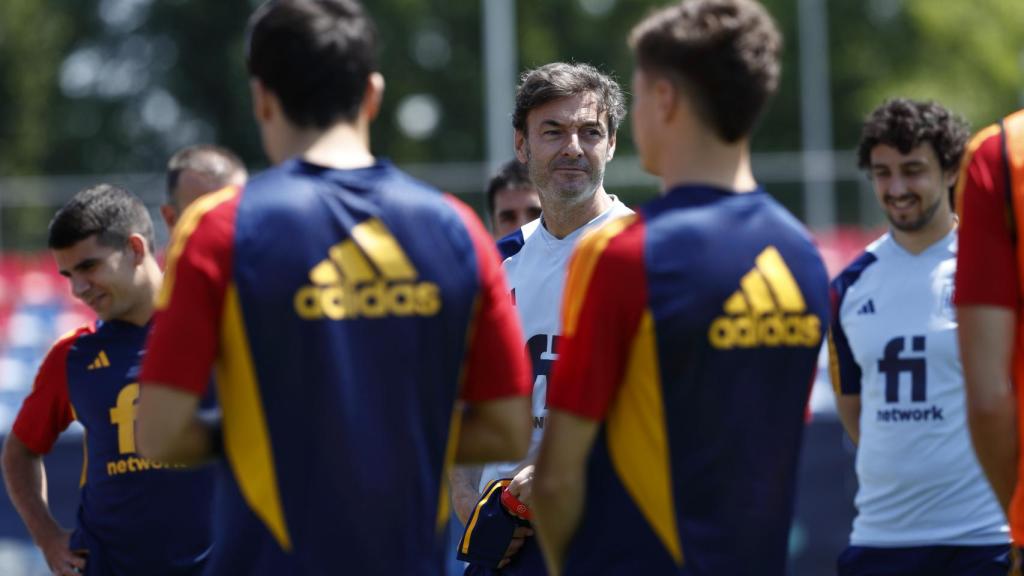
[532,472,583,575]
[968,406,1018,511]
[835,395,861,445]
[137,383,213,465]
[455,397,530,464]
[449,466,483,525]
[959,306,1017,512]
[1,438,64,544]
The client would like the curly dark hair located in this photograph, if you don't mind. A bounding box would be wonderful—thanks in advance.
[857,98,970,172]
[629,0,782,143]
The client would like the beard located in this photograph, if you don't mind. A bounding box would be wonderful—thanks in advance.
[524,144,604,206]
[886,193,943,232]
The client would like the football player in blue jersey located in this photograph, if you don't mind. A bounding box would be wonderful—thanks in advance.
[829,98,1009,575]
[1,185,215,576]
[135,1,532,575]
[450,62,632,575]
[533,1,829,574]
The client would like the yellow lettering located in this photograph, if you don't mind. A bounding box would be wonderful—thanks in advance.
[107,462,117,476]
[109,384,140,455]
[320,286,348,320]
[294,286,323,319]
[116,460,127,474]
[415,283,441,316]
[356,282,387,318]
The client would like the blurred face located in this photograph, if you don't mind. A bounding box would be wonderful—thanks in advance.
[161,168,246,231]
[491,186,542,239]
[869,142,955,233]
[514,92,616,207]
[53,235,146,322]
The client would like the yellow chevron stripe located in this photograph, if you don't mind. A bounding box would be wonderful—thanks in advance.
[329,240,376,283]
[98,350,110,367]
[739,269,774,314]
[350,218,417,280]
[755,247,806,312]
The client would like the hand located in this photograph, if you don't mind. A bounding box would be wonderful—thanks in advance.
[497,525,535,569]
[507,465,535,507]
[39,529,86,575]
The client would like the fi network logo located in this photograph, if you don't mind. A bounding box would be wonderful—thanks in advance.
[294,218,441,320]
[709,247,821,349]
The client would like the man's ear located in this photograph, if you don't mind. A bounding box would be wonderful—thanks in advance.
[363,72,385,121]
[160,205,177,232]
[127,234,148,265]
[654,77,678,123]
[250,78,277,123]
[514,130,529,164]
[606,129,617,162]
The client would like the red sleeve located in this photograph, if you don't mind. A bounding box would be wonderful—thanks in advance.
[141,187,239,395]
[954,127,1018,308]
[548,215,645,420]
[11,327,89,454]
[445,195,531,403]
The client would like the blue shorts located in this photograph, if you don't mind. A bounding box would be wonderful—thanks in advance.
[838,544,1010,576]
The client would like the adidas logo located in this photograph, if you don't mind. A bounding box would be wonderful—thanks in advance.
[857,299,876,315]
[294,218,442,321]
[87,350,111,370]
[708,247,821,349]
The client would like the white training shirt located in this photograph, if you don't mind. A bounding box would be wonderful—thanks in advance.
[829,229,1007,546]
[478,197,633,491]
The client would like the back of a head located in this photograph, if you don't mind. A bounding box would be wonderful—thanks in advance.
[166,145,248,201]
[49,184,155,252]
[247,0,378,128]
[486,160,533,217]
[512,62,626,137]
[857,98,970,173]
[629,0,782,143]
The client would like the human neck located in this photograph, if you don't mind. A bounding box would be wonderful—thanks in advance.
[657,131,756,194]
[890,212,956,255]
[541,188,613,239]
[119,260,162,327]
[279,120,375,170]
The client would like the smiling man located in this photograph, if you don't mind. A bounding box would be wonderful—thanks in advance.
[0,185,214,576]
[449,62,631,575]
[829,99,1009,575]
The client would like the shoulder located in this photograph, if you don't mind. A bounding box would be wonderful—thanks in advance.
[37,324,94,380]
[497,219,542,260]
[831,243,883,300]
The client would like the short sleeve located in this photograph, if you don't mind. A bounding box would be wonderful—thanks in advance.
[11,328,87,454]
[444,195,531,403]
[548,215,645,421]
[954,126,1018,308]
[141,187,239,395]
[827,284,862,396]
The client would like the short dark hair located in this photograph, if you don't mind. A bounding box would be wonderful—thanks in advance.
[486,160,533,218]
[857,98,970,172]
[629,0,782,143]
[166,145,247,200]
[512,62,626,137]
[48,184,155,252]
[246,0,378,128]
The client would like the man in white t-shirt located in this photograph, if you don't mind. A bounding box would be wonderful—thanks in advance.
[829,98,1009,575]
[449,62,631,575]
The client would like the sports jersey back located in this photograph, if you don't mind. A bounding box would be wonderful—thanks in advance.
[550,186,829,575]
[479,198,632,490]
[830,231,1006,545]
[144,159,527,575]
